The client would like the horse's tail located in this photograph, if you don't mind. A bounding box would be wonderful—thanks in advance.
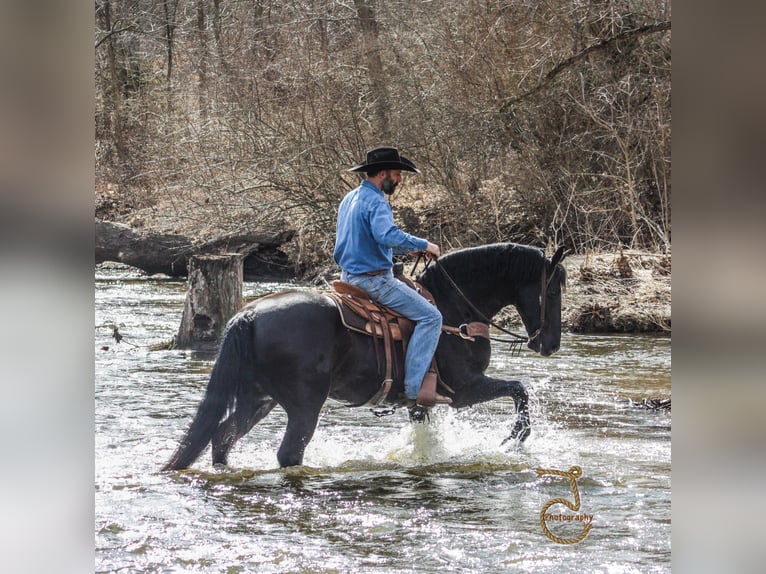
[161,314,255,471]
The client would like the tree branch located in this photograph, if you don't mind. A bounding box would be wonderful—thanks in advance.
[95,25,136,50]
[502,21,671,109]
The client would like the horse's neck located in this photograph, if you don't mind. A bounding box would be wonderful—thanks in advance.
[427,250,534,321]
[449,271,515,319]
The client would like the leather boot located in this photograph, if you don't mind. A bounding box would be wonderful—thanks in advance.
[416,369,452,407]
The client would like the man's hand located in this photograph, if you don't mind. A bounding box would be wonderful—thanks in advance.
[425,241,441,260]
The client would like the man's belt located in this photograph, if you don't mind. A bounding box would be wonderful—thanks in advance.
[364,269,389,276]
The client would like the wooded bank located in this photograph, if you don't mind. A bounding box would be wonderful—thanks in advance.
[96,1,671,264]
[95,1,671,333]
[96,218,671,334]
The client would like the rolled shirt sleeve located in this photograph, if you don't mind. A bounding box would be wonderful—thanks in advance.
[369,198,428,254]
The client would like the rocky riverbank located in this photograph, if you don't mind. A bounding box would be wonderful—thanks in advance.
[559,251,671,334]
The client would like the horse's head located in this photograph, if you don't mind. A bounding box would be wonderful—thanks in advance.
[517,246,568,357]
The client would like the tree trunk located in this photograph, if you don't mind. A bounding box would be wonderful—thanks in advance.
[95,220,295,280]
[174,254,244,350]
[196,0,208,119]
[163,0,178,84]
[99,0,126,168]
[354,0,390,140]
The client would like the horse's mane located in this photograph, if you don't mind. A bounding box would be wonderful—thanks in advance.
[421,243,548,289]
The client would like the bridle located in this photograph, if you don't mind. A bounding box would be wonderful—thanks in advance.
[414,246,566,350]
[527,264,553,346]
[525,246,567,346]
[430,258,529,346]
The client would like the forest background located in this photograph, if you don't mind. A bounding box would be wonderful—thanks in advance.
[90,1,670,550]
[95,0,671,274]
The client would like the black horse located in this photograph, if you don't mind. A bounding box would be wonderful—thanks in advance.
[162,243,567,470]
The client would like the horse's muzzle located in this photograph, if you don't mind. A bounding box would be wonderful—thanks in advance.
[528,339,559,356]
[539,345,558,357]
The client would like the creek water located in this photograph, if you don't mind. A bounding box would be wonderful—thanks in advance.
[95,267,671,573]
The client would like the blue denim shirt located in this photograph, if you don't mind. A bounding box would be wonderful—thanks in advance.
[334,180,428,274]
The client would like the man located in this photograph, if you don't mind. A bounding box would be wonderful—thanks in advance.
[334,146,451,407]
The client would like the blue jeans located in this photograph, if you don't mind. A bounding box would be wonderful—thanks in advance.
[341,270,443,399]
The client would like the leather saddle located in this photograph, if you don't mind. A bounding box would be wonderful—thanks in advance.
[326,277,434,406]
[325,276,490,408]
[328,279,421,340]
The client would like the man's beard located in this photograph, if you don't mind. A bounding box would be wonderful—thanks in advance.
[381,175,397,195]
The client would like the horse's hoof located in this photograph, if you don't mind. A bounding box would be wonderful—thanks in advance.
[515,426,531,442]
[501,423,531,445]
[408,405,430,423]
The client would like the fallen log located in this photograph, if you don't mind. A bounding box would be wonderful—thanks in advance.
[95,220,295,280]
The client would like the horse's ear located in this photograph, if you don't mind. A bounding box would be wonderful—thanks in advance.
[550,245,567,268]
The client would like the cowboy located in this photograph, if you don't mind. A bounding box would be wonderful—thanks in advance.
[334,146,451,407]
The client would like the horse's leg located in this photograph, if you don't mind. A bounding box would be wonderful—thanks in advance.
[276,405,323,468]
[504,381,531,443]
[451,376,531,442]
[211,395,277,466]
[274,376,330,467]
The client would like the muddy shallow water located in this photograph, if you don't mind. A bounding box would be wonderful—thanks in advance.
[95,269,670,573]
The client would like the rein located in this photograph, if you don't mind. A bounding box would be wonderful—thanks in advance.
[422,257,531,347]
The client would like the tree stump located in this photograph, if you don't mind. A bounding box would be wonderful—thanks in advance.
[173,254,244,350]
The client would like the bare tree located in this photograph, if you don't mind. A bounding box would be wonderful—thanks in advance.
[162,0,179,84]
[353,0,391,141]
[95,0,672,263]
[195,0,208,118]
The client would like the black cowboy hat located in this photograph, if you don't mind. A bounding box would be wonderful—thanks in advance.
[348,146,421,173]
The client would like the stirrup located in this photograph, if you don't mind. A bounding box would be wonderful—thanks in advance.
[408,404,430,423]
